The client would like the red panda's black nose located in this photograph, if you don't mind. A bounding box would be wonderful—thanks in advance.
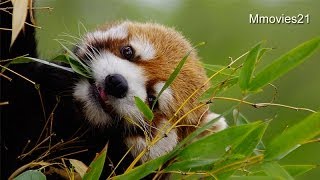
[105,74,128,98]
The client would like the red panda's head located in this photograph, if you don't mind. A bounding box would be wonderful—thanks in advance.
[73,21,226,140]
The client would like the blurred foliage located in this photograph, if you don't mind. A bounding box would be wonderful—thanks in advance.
[35,0,320,179]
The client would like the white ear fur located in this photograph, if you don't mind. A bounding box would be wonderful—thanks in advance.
[201,112,228,132]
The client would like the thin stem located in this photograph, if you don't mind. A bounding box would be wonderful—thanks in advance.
[107,145,134,179]
[0,54,29,62]
[0,27,11,31]
[0,101,9,106]
[49,149,88,162]
[0,6,53,10]
[0,64,35,85]
[0,0,11,5]
[302,138,320,145]
[19,134,55,160]
[213,96,316,113]
[0,73,12,81]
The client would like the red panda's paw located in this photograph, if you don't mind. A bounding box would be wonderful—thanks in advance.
[125,121,178,162]
[203,112,228,132]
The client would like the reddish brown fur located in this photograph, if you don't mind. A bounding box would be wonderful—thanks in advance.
[126,22,211,139]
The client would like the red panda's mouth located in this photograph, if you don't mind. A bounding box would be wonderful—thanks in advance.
[97,86,108,101]
[90,84,109,112]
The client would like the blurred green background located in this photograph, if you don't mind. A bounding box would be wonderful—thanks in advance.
[35,0,320,179]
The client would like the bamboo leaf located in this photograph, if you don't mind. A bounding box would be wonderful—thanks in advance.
[249,165,316,177]
[282,165,316,177]
[215,122,268,179]
[257,48,273,62]
[165,158,217,172]
[249,37,320,91]
[262,162,293,180]
[69,159,88,178]
[51,54,70,64]
[67,56,91,78]
[239,42,263,92]
[178,122,263,160]
[15,170,46,180]
[157,119,260,179]
[229,176,276,180]
[265,112,320,160]
[56,40,92,74]
[83,144,108,180]
[134,96,154,121]
[233,109,266,152]
[11,0,28,46]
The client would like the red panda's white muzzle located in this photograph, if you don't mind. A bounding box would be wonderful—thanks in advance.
[73,51,148,128]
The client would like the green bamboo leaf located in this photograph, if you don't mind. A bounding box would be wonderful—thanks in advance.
[215,122,268,179]
[152,42,205,109]
[239,42,263,92]
[134,96,154,121]
[233,109,266,152]
[257,48,273,62]
[282,165,316,177]
[170,174,203,180]
[56,40,92,73]
[233,109,250,125]
[229,176,276,180]
[164,122,267,179]
[249,37,320,91]
[83,144,108,180]
[178,121,262,160]
[265,112,320,160]
[51,54,69,64]
[15,170,46,180]
[165,158,217,172]
[262,162,293,180]
[6,57,32,64]
[1,57,32,73]
[66,56,92,78]
[249,165,316,177]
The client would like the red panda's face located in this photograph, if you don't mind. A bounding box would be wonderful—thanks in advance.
[72,21,227,162]
[73,21,194,128]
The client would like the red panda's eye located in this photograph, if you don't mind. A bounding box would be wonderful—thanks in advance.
[120,46,134,60]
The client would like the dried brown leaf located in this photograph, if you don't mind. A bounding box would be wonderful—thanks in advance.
[69,159,88,178]
[11,0,28,46]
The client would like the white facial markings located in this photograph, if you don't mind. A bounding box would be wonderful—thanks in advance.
[73,80,112,126]
[201,112,228,132]
[125,120,178,162]
[86,23,128,41]
[91,52,147,125]
[130,36,156,60]
[153,82,174,113]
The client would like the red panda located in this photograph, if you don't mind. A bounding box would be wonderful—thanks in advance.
[73,21,227,162]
